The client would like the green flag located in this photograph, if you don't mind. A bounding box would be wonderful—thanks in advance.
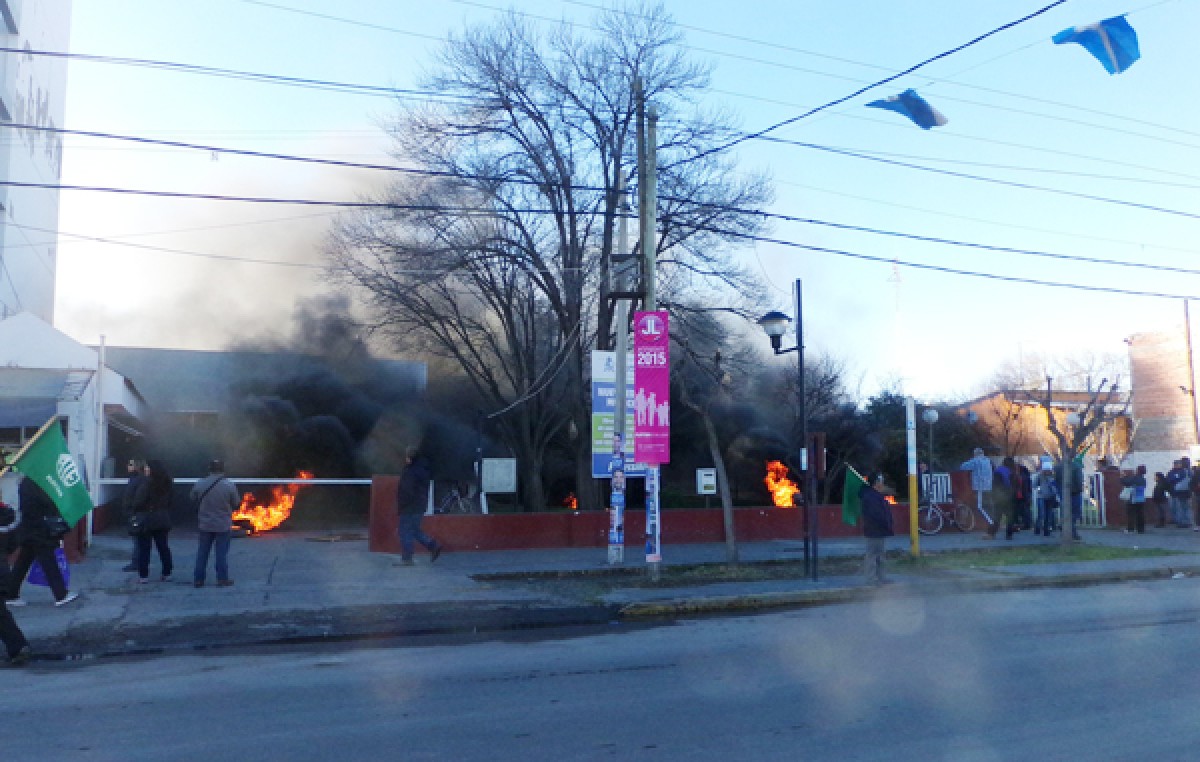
[5,418,94,527]
[842,465,867,526]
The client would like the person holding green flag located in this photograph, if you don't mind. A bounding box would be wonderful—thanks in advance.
[860,471,896,587]
[3,418,94,528]
[4,476,79,607]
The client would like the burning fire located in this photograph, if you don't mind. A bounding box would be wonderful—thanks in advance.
[232,470,314,533]
[764,460,799,507]
[563,492,578,511]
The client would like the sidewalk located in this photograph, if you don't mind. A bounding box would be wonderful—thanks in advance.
[9,525,1200,659]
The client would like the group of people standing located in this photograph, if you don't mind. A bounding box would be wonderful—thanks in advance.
[121,457,241,587]
[1140,456,1200,532]
[960,449,1085,541]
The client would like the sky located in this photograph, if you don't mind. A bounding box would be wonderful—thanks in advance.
[53,0,1200,402]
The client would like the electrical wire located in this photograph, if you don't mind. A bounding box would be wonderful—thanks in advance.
[663,0,1068,169]
[764,138,1200,223]
[703,226,1200,301]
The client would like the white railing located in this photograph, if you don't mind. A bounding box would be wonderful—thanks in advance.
[921,473,953,504]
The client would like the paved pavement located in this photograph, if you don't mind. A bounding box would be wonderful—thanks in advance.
[8,524,1200,660]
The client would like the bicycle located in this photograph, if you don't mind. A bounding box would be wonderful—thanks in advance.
[434,483,476,514]
[916,501,977,535]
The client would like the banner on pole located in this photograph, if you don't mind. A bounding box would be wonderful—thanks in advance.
[633,310,670,464]
[590,351,647,479]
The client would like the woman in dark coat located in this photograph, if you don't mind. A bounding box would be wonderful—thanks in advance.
[132,459,174,583]
[4,477,77,606]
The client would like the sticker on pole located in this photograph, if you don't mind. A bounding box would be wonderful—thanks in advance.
[633,310,670,464]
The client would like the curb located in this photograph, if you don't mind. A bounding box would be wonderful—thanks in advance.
[618,564,1200,619]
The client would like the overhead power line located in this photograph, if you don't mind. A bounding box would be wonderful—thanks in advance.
[28,119,1200,232]
[703,226,1200,302]
[765,138,1200,222]
[665,0,1068,169]
[0,46,466,101]
[27,178,1200,298]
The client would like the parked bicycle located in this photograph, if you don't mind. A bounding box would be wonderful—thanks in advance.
[917,501,977,535]
[434,482,477,514]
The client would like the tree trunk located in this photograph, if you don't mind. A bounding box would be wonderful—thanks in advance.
[701,410,738,563]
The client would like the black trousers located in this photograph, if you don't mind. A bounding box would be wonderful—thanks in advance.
[1126,503,1146,533]
[0,556,29,658]
[6,542,68,601]
[136,530,173,579]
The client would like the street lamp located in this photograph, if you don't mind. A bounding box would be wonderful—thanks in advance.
[758,280,817,581]
[921,408,939,470]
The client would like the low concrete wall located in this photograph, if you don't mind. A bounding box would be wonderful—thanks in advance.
[367,476,918,553]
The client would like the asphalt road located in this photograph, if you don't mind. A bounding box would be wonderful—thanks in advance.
[7,576,1200,761]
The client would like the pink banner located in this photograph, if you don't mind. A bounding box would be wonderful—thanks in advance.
[633,310,670,464]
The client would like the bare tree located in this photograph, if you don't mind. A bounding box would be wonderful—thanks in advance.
[328,4,769,511]
[1027,376,1130,547]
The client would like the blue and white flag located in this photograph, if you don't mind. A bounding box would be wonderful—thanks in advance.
[865,89,947,130]
[1053,16,1140,75]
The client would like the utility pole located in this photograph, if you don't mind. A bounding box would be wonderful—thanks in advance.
[608,165,631,565]
[636,81,662,580]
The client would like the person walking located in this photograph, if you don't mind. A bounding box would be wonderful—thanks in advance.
[120,458,145,572]
[860,471,895,586]
[132,459,174,584]
[1121,465,1148,534]
[0,500,31,665]
[396,447,443,566]
[959,448,995,532]
[4,477,78,606]
[190,459,240,588]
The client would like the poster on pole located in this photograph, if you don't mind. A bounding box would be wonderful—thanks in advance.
[590,351,647,479]
[633,310,670,464]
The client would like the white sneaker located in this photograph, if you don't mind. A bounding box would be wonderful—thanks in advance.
[54,592,79,607]
[4,598,25,607]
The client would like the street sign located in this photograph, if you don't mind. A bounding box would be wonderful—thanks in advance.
[696,468,717,495]
[481,458,517,493]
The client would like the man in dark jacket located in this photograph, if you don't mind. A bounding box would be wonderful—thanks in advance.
[0,500,31,665]
[861,471,895,586]
[396,448,443,565]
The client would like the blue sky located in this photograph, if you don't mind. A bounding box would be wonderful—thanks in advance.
[55,0,1200,401]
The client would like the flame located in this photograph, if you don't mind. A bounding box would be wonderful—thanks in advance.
[884,495,898,505]
[764,460,799,507]
[563,492,578,511]
[232,470,314,533]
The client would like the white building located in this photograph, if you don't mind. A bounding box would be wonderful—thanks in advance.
[0,311,146,513]
[0,0,72,322]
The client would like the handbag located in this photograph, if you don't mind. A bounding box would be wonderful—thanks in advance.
[128,512,148,536]
[41,515,70,538]
[28,547,70,588]
[1119,486,1133,502]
